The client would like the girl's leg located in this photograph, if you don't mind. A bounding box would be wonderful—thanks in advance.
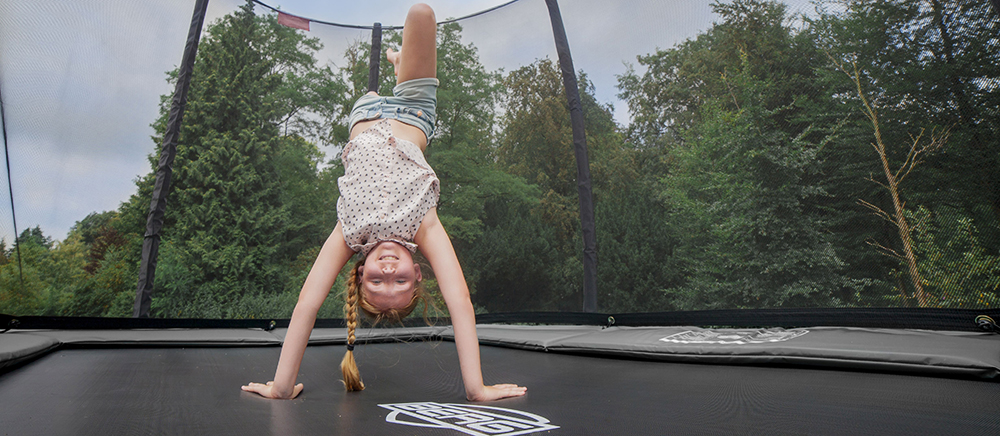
[389,3,437,83]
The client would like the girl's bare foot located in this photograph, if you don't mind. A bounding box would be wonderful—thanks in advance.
[387,48,402,71]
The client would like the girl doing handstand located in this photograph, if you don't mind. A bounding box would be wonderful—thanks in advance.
[241,3,527,402]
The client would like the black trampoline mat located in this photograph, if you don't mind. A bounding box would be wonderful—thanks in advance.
[2,341,999,435]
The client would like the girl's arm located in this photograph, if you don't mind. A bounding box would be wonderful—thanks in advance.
[242,222,356,399]
[416,209,527,401]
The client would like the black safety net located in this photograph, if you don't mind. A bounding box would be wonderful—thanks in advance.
[1,0,998,324]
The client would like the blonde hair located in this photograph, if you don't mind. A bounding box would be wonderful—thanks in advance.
[340,258,428,391]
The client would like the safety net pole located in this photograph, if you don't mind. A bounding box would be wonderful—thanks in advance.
[133,0,211,318]
[544,0,597,312]
[0,82,22,283]
[368,23,382,92]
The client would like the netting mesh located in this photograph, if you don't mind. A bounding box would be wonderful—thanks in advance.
[1,0,997,319]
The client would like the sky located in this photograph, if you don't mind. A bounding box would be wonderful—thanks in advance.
[0,0,817,244]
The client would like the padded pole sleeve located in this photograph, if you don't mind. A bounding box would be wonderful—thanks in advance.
[0,81,23,283]
[368,23,382,93]
[544,0,598,312]
[133,0,210,318]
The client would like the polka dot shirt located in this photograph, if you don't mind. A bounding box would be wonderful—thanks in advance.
[337,119,440,256]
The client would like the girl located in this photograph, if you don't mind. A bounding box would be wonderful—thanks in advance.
[242,3,527,402]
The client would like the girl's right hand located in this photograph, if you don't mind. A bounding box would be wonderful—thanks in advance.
[468,383,527,402]
[241,381,304,399]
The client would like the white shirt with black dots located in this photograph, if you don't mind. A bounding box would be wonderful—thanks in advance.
[337,119,440,257]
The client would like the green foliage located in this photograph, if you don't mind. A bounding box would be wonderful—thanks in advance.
[619,0,846,309]
[149,3,294,315]
[810,0,1000,306]
[0,228,88,315]
[16,227,53,250]
[429,22,530,244]
[465,199,571,311]
[496,59,582,269]
[63,244,136,317]
[665,98,845,309]
[909,206,1000,307]
[0,242,49,315]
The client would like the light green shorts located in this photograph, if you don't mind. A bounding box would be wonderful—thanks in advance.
[348,77,439,140]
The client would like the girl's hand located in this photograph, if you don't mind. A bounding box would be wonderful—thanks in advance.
[241,381,304,399]
[467,384,527,402]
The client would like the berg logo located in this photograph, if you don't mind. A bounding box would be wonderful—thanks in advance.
[660,328,809,345]
[379,402,559,435]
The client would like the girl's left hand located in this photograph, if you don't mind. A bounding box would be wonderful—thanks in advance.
[241,381,304,399]
[468,384,527,402]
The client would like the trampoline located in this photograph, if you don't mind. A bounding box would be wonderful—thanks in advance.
[3,0,1000,434]
[3,315,1000,435]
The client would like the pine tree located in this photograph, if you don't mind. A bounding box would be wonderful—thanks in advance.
[148,2,301,316]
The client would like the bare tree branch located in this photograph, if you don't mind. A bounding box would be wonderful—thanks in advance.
[866,239,904,262]
[827,49,952,308]
[857,199,895,226]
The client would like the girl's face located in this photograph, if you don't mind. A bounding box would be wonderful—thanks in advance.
[360,241,422,310]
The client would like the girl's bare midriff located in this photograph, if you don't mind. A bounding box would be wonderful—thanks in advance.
[351,117,429,152]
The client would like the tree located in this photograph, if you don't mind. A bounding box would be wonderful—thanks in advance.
[835,57,949,307]
[132,2,341,317]
[585,76,684,313]
[664,64,844,309]
[908,205,1000,307]
[16,226,53,250]
[421,22,541,311]
[0,227,89,316]
[813,0,1000,306]
[618,0,845,309]
[498,58,580,246]
[815,0,1000,224]
[0,235,47,315]
[618,0,822,149]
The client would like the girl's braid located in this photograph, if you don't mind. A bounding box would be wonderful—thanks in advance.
[340,260,365,391]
